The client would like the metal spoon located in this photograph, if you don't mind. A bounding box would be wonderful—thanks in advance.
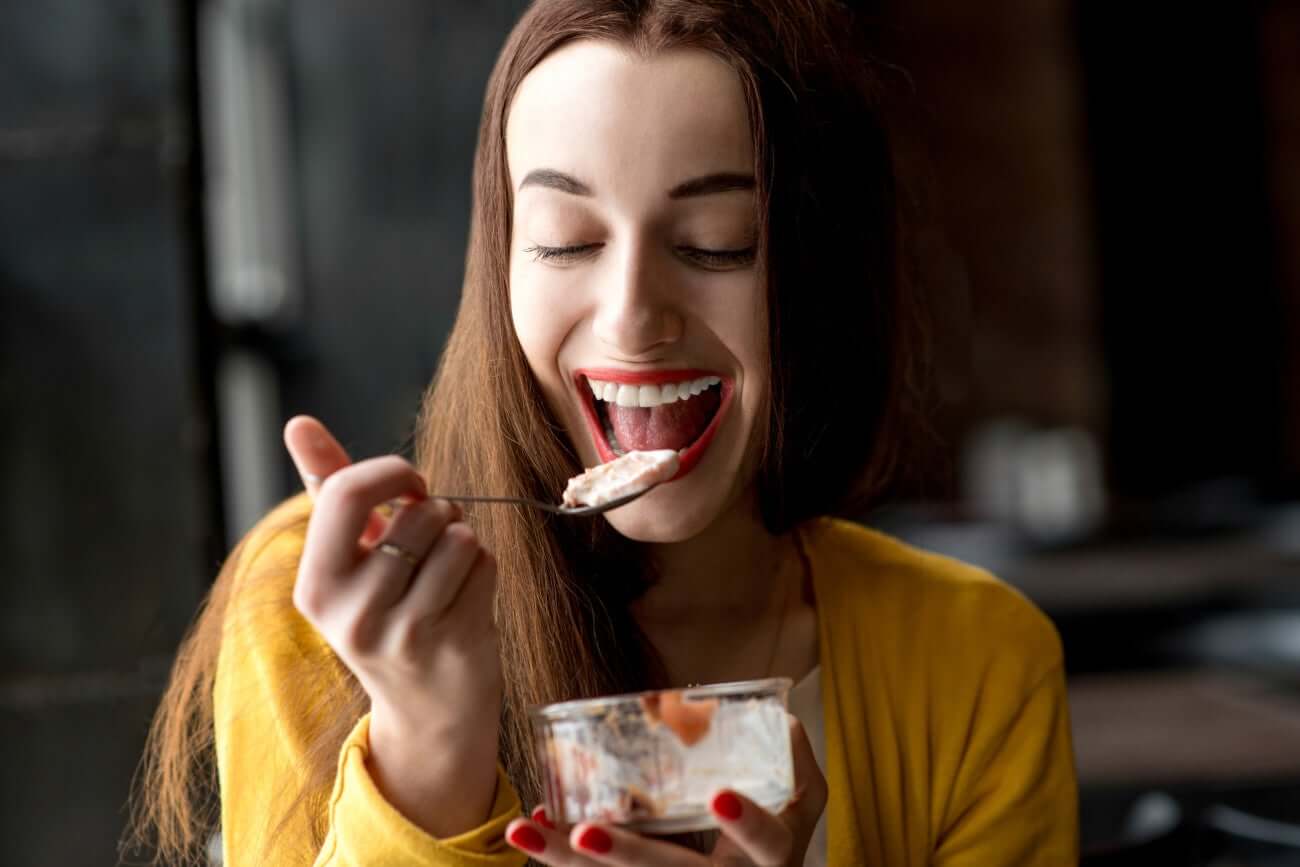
[432,484,659,517]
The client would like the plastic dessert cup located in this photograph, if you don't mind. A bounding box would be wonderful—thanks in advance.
[531,678,794,834]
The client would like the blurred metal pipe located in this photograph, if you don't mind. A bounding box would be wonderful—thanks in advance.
[201,0,301,325]
[216,350,283,542]
[199,0,302,542]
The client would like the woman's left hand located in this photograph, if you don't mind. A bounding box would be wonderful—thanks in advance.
[506,716,827,866]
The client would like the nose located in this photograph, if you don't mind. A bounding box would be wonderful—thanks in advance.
[591,240,684,357]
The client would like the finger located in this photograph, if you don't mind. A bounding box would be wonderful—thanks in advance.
[284,415,390,542]
[400,546,498,674]
[710,790,793,867]
[301,455,428,575]
[568,822,704,866]
[389,522,484,622]
[379,498,459,559]
[283,415,351,496]
[531,804,556,829]
[712,717,826,866]
[784,715,828,830]
[349,498,459,612]
[505,818,589,865]
[447,543,496,614]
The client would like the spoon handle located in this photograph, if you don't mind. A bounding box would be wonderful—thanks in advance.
[436,494,566,514]
[431,486,653,517]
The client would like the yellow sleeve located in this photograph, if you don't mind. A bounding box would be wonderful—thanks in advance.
[934,664,1079,866]
[213,498,526,867]
[318,715,522,866]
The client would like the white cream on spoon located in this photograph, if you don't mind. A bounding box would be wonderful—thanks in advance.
[562,449,680,509]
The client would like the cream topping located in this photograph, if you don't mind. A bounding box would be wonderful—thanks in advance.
[562,449,680,509]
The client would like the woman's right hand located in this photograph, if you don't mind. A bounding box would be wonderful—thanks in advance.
[283,414,504,838]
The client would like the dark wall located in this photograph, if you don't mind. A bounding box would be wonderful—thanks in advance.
[277,0,529,469]
[0,2,527,863]
[1078,4,1286,501]
[0,2,212,864]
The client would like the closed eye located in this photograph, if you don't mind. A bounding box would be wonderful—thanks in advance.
[522,243,601,263]
[521,243,757,270]
[676,245,756,270]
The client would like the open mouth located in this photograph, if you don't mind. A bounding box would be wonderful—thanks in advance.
[574,368,733,481]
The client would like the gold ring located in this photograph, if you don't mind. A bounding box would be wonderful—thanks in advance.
[375,542,421,567]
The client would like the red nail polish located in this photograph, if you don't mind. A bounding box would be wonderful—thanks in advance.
[712,791,744,821]
[576,826,613,854]
[531,805,555,829]
[508,825,546,854]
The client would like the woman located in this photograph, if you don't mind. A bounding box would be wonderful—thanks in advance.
[132,0,1078,864]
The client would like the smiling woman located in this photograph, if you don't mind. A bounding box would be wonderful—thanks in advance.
[130,2,1078,866]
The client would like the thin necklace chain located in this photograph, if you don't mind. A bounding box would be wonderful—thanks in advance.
[763,532,806,679]
[683,533,807,688]
[762,572,790,679]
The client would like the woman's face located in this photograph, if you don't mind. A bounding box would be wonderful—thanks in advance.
[506,40,767,542]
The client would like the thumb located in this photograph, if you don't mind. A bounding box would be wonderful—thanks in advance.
[284,416,385,543]
[785,715,828,837]
[710,715,828,866]
[283,415,352,496]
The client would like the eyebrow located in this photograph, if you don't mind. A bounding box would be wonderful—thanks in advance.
[668,172,755,199]
[517,168,756,199]
[518,168,592,196]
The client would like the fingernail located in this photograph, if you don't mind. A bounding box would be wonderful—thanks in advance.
[575,826,613,854]
[531,805,555,829]
[712,791,744,821]
[507,824,546,854]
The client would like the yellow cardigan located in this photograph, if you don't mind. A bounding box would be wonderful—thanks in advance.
[214,496,1078,865]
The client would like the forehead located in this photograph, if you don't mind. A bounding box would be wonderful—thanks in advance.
[505,40,753,197]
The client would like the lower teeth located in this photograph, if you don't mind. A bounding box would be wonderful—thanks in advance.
[603,422,627,457]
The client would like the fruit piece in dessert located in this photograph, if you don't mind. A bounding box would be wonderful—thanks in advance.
[638,690,719,747]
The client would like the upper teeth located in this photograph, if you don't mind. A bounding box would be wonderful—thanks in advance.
[587,375,721,408]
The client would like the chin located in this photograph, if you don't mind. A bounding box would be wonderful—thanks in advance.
[598,462,751,543]
[602,498,714,542]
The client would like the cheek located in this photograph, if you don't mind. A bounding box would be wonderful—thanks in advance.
[697,273,767,379]
[714,276,769,447]
[509,262,584,385]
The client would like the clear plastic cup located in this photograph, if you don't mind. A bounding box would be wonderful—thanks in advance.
[530,678,794,834]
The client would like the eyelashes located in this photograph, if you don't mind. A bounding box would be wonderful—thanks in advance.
[522,243,600,263]
[678,246,758,269]
[521,243,757,270]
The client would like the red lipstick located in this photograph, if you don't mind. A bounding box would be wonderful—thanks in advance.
[572,368,734,482]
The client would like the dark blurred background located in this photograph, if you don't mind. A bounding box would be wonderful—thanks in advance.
[2,1,1299,864]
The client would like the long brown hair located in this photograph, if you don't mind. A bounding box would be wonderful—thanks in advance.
[128,0,918,863]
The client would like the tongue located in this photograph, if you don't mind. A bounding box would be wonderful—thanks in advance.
[607,388,721,452]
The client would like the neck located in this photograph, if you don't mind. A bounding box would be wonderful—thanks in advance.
[638,495,784,620]
[632,491,801,685]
